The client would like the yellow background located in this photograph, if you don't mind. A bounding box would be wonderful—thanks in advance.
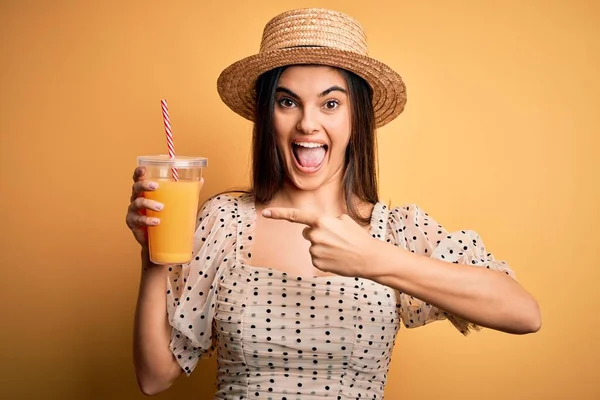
[1,0,598,399]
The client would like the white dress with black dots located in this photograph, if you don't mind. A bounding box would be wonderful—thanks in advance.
[166,194,515,399]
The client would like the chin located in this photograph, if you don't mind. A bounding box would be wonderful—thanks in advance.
[284,159,344,192]
[286,174,327,192]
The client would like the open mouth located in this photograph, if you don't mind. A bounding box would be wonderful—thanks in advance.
[291,141,328,172]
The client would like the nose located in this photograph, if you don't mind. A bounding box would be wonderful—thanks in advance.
[296,108,320,135]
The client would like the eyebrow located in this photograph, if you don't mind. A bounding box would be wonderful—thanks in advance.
[275,85,348,99]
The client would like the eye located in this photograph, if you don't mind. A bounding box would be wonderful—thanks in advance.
[278,98,296,108]
[323,100,340,110]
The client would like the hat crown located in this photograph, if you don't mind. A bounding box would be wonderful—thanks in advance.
[216,7,406,128]
[259,8,368,56]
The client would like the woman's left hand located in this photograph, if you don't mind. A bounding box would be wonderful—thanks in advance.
[262,207,381,277]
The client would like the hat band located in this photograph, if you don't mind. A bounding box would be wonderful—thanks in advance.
[280,45,326,50]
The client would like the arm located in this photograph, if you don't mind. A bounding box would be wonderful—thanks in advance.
[260,205,541,335]
[367,239,541,335]
[133,249,182,395]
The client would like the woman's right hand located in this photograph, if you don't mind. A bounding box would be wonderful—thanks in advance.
[126,166,164,247]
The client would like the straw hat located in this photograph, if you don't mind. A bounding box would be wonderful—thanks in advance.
[216,8,407,128]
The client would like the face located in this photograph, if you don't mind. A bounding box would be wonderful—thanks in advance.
[273,65,351,191]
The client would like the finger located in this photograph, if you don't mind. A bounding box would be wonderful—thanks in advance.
[135,214,160,227]
[132,166,146,182]
[126,212,160,229]
[302,226,312,241]
[130,197,164,213]
[262,207,319,226]
[308,246,324,271]
[131,180,159,201]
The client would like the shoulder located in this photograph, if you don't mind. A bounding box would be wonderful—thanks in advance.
[192,192,255,254]
[194,193,253,238]
[199,192,238,212]
[387,203,434,225]
[384,202,449,250]
[198,192,253,221]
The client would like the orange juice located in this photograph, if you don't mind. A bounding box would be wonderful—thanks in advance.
[145,179,203,264]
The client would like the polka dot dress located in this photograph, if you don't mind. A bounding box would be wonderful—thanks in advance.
[166,194,515,399]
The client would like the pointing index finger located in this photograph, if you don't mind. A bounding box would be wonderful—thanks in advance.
[262,207,319,226]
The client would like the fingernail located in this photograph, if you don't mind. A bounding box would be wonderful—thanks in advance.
[262,209,271,217]
[150,218,160,225]
[148,182,158,189]
[155,203,164,211]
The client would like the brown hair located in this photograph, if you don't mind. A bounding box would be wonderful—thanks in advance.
[250,66,379,225]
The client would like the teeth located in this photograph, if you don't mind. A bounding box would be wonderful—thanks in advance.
[293,142,325,148]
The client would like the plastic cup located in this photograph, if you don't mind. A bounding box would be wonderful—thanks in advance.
[137,155,208,265]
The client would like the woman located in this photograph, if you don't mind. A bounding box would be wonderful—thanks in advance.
[126,8,541,398]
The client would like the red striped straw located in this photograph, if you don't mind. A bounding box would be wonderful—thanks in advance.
[161,99,178,181]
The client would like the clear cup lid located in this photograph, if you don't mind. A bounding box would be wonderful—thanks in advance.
[137,155,208,168]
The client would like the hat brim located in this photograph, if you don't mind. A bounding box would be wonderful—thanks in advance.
[216,47,406,128]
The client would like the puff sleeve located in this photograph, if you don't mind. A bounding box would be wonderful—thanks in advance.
[166,194,238,375]
[388,204,516,335]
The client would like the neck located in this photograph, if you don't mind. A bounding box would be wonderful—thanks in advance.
[263,162,354,218]
[275,177,346,217]
[269,169,374,222]
[255,169,376,222]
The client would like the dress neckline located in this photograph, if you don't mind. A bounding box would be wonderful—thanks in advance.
[233,193,389,281]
